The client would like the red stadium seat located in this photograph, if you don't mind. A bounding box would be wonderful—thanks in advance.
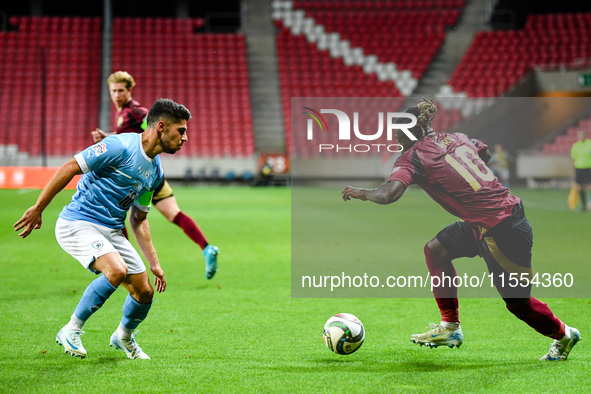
[0,17,253,158]
[0,16,101,155]
[447,13,591,97]
[276,0,466,156]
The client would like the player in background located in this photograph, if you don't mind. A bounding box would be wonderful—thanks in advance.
[489,143,511,188]
[570,130,591,211]
[15,99,190,359]
[92,71,219,279]
[342,99,580,361]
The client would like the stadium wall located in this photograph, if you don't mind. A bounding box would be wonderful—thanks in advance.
[516,154,572,180]
[0,153,258,181]
[535,69,591,94]
[292,157,396,184]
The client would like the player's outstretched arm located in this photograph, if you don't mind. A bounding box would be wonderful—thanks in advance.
[14,158,82,239]
[129,205,167,293]
[342,180,407,205]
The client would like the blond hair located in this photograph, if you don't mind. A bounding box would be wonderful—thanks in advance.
[107,71,136,90]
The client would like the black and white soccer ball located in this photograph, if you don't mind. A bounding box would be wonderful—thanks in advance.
[322,313,365,355]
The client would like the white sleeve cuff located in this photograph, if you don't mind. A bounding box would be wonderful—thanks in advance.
[74,153,90,173]
[133,201,151,212]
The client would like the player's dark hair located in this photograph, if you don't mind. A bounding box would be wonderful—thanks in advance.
[147,98,192,127]
[399,98,437,140]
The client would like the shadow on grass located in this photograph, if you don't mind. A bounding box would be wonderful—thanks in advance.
[267,358,547,374]
[94,356,123,364]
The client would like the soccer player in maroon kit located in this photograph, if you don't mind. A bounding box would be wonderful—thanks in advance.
[342,99,580,361]
[92,71,219,279]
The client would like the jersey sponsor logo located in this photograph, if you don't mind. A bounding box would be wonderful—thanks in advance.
[92,143,108,157]
[136,166,151,180]
[391,166,401,174]
[91,239,104,250]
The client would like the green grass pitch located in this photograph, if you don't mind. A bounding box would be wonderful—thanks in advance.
[0,186,589,393]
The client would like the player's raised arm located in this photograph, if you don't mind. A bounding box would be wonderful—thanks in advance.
[14,158,82,238]
[129,204,166,293]
[342,180,407,205]
[91,128,113,143]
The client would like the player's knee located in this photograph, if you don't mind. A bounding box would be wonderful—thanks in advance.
[504,297,531,308]
[106,264,128,286]
[136,285,154,303]
[165,211,177,222]
[426,238,451,260]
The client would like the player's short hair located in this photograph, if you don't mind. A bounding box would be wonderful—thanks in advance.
[107,71,136,90]
[146,98,192,127]
[399,98,438,140]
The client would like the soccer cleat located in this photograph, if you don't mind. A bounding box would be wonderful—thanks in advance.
[56,328,87,358]
[110,330,150,359]
[203,245,219,280]
[540,327,581,361]
[410,323,463,348]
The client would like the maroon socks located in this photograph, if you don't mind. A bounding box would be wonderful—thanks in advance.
[424,244,460,323]
[173,211,208,250]
[506,297,566,339]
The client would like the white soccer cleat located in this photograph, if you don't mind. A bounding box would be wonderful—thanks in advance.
[540,327,581,361]
[410,323,463,348]
[56,328,87,358]
[110,330,150,359]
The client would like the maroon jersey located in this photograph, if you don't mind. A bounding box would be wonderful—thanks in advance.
[116,99,148,134]
[389,132,520,232]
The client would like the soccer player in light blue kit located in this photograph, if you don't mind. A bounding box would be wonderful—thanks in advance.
[14,99,191,359]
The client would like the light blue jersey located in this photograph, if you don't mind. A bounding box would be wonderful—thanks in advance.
[60,133,164,229]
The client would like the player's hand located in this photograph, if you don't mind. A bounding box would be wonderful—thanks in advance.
[91,129,106,143]
[13,206,43,238]
[150,265,167,293]
[342,186,367,202]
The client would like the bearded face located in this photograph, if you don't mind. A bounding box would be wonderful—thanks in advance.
[160,120,188,154]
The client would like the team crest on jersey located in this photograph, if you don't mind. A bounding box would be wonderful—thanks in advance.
[117,116,124,127]
[91,239,104,250]
[92,143,108,157]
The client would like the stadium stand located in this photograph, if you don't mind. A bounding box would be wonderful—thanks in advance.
[277,30,405,156]
[112,18,254,157]
[446,13,591,97]
[0,16,254,158]
[0,16,102,156]
[274,0,465,156]
[542,113,591,155]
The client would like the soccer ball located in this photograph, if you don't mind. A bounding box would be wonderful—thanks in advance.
[322,313,365,355]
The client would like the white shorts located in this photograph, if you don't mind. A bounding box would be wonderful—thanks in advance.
[55,217,146,275]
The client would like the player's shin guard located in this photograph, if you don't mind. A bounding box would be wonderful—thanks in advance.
[424,244,459,323]
[73,274,117,323]
[173,211,208,250]
[505,297,565,339]
[120,294,152,334]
